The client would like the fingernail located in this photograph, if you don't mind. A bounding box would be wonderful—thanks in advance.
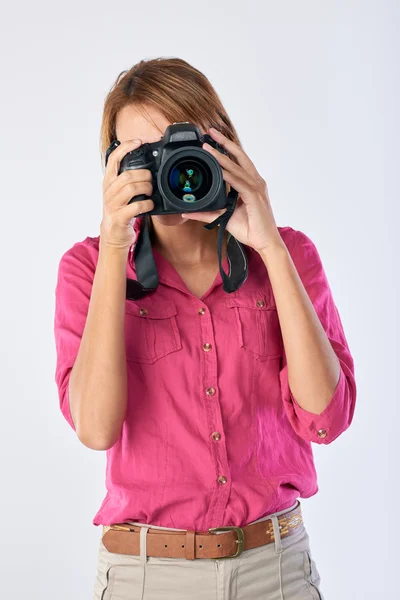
[132,138,141,144]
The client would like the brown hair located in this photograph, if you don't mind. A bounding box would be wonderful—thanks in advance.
[99,56,242,166]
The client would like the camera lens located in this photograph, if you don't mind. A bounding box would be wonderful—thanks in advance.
[168,159,212,203]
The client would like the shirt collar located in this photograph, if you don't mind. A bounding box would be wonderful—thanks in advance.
[129,215,231,295]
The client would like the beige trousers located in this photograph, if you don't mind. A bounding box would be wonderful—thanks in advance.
[92,500,324,599]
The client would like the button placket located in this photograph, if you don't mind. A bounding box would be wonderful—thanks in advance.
[197,302,231,523]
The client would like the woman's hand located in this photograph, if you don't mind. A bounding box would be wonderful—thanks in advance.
[181,127,283,253]
[101,138,155,250]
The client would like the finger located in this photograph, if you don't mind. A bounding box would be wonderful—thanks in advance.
[105,179,154,209]
[208,128,259,176]
[120,198,155,220]
[219,168,257,204]
[104,166,152,199]
[203,142,245,179]
[103,138,143,189]
[181,208,227,223]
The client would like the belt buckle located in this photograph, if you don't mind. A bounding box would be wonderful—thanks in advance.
[208,526,245,558]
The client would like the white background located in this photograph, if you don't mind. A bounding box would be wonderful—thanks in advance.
[0,1,398,598]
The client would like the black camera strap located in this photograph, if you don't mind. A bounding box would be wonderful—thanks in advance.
[203,186,248,293]
[126,187,248,300]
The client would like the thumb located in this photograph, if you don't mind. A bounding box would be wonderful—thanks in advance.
[181,208,227,223]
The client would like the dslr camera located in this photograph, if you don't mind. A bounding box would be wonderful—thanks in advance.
[105,122,229,215]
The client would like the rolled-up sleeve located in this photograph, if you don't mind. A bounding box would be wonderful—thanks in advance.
[279,229,357,445]
[53,238,97,431]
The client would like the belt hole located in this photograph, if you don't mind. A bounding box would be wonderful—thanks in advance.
[164,544,168,547]
[181,544,185,548]
[199,545,203,548]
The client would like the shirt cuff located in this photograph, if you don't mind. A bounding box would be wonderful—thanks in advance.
[280,363,346,443]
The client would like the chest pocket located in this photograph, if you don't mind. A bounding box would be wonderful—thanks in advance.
[124,298,182,364]
[225,293,283,361]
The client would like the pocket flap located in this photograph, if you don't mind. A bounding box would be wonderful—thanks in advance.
[125,298,178,319]
[225,292,275,311]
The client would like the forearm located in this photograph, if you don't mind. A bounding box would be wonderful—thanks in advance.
[69,241,129,449]
[258,240,341,416]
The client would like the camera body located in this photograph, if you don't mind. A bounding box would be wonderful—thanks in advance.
[105,122,229,215]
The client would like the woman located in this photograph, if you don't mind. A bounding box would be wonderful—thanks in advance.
[54,57,357,599]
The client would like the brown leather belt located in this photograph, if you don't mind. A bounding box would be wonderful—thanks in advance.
[101,501,303,560]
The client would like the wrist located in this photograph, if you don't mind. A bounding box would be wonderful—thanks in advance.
[256,236,288,260]
[99,240,131,264]
[99,233,131,253]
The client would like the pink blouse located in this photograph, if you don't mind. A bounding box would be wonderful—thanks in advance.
[54,217,357,530]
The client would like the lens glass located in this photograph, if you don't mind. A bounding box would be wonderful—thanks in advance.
[168,159,212,203]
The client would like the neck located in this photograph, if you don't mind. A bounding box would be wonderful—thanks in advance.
[149,216,227,266]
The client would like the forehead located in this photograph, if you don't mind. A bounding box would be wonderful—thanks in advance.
[115,104,172,143]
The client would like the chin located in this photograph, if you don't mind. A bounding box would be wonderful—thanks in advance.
[151,214,187,226]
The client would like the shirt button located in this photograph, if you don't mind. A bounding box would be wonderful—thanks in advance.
[317,429,327,438]
[206,387,216,396]
[139,308,148,316]
[203,342,212,352]
[211,432,221,441]
[198,307,206,315]
[256,299,265,308]
[217,475,227,484]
